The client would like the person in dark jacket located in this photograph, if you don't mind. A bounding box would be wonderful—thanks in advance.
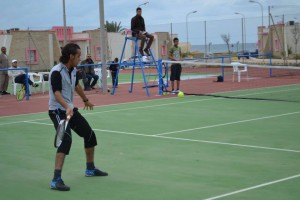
[80,54,99,90]
[109,57,118,88]
[131,7,154,56]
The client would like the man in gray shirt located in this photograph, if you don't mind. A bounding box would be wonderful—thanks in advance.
[48,43,108,191]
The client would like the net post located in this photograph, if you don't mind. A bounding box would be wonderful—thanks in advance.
[24,68,30,100]
[221,57,225,80]
[269,52,273,77]
[158,59,163,95]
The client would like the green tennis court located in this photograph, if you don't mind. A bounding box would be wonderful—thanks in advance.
[0,84,300,200]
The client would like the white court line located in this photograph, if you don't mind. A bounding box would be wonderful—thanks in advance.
[154,111,300,136]
[204,174,300,200]
[1,85,299,126]
[90,128,300,154]
[16,121,300,154]
[0,97,217,126]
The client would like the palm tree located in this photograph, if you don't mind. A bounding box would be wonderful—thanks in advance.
[105,21,125,32]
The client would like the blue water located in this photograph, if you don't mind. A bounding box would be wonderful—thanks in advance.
[191,43,257,53]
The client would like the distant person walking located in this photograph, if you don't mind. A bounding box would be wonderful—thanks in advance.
[0,46,10,95]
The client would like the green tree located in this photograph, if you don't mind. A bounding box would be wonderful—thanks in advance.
[105,21,125,32]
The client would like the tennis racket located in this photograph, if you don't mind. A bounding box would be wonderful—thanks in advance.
[16,85,25,101]
[54,115,71,148]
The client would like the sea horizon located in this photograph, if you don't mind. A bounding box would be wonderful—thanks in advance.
[191,43,257,54]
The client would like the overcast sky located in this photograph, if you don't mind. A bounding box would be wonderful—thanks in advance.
[1,0,300,44]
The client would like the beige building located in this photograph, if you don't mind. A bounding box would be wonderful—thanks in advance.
[0,29,61,71]
[0,26,172,71]
[259,21,300,58]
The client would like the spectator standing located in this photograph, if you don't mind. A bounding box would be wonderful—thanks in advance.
[109,57,119,88]
[0,46,10,95]
[168,37,182,94]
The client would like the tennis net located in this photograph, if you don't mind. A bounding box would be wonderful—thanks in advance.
[158,60,300,103]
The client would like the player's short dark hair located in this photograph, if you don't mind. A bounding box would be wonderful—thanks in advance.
[59,43,81,64]
[173,37,179,42]
[136,7,142,11]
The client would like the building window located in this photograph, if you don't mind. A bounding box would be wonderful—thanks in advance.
[274,38,279,52]
[26,48,38,64]
[161,45,166,56]
[94,45,101,61]
[257,40,261,51]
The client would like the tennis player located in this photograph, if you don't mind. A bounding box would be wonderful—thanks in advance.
[168,37,182,94]
[48,43,108,191]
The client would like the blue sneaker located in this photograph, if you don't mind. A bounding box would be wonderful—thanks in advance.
[50,177,70,191]
[85,168,108,177]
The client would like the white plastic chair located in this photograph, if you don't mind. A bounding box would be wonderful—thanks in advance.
[10,74,33,95]
[10,74,19,95]
[38,72,49,94]
[94,68,111,87]
[28,72,43,93]
[231,62,248,82]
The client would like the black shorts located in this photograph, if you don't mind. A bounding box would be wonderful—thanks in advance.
[170,64,182,81]
[49,108,97,155]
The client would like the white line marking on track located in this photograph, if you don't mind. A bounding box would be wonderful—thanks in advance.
[154,111,300,136]
[203,174,300,200]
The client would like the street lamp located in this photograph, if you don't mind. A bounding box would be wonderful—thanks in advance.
[186,10,197,53]
[249,0,264,54]
[138,1,149,7]
[235,12,246,53]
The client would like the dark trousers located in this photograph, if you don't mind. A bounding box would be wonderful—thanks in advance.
[111,71,118,87]
[15,74,33,85]
[139,32,154,50]
[48,108,97,155]
[86,73,99,87]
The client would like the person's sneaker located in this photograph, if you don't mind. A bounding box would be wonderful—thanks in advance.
[32,83,39,87]
[175,90,181,93]
[171,90,176,94]
[144,48,151,56]
[85,168,108,177]
[50,177,70,191]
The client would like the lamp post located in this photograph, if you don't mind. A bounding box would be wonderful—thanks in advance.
[138,1,149,7]
[186,11,197,54]
[249,0,264,54]
[235,12,246,53]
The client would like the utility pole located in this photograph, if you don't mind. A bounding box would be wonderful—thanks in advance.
[99,0,108,93]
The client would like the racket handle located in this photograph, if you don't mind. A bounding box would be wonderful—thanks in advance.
[66,115,71,121]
